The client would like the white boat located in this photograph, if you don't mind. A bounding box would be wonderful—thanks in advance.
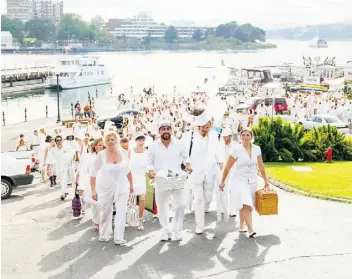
[309,36,328,48]
[48,56,112,90]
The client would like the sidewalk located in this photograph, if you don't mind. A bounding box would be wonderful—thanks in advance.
[1,96,119,152]
[1,115,71,151]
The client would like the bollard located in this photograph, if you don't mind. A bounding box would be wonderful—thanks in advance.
[71,102,74,117]
[2,111,5,126]
[25,108,27,122]
[45,105,48,118]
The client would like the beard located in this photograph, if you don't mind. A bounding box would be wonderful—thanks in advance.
[200,130,208,137]
[161,133,171,140]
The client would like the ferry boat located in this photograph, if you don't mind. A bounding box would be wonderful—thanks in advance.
[48,56,112,90]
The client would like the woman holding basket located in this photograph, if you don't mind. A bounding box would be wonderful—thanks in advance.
[219,127,269,238]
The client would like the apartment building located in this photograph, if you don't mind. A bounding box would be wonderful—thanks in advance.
[33,0,63,22]
[6,0,63,22]
[113,13,203,39]
[6,0,33,21]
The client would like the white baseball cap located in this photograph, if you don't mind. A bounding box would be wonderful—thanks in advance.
[158,119,172,129]
[222,128,232,137]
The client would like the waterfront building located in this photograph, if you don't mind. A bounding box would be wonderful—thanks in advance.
[1,31,13,49]
[33,0,63,22]
[6,0,33,21]
[113,13,206,39]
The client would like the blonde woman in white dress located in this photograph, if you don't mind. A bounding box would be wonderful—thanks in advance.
[90,132,134,245]
[219,127,270,238]
[130,134,148,231]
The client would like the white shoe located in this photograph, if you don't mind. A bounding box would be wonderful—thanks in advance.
[160,233,172,242]
[173,231,182,241]
[115,239,127,246]
[195,228,203,235]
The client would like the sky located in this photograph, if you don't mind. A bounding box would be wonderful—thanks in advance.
[2,0,352,29]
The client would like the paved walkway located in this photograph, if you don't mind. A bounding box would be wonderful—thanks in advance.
[2,174,352,279]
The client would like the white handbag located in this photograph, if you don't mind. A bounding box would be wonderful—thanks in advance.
[126,195,139,227]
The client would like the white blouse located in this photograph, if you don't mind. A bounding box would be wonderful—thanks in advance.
[230,144,262,184]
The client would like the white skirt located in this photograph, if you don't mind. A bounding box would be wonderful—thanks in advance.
[231,180,257,211]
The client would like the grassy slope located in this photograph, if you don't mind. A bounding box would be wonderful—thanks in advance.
[265,162,352,200]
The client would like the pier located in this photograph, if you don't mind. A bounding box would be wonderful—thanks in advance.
[1,65,54,94]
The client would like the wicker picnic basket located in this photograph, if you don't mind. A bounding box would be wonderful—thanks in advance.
[255,189,278,215]
[150,175,187,192]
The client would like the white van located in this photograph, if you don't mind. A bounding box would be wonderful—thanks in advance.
[1,153,34,199]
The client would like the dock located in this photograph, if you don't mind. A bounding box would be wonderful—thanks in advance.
[1,65,54,94]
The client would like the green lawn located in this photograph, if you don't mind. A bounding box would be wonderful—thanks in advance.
[265,162,352,200]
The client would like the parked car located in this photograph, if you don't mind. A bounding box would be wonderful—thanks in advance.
[297,115,349,134]
[1,154,34,199]
[2,150,38,171]
[236,97,289,115]
[97,109,141,130]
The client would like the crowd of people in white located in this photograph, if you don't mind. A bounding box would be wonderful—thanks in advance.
[17,90,351,245]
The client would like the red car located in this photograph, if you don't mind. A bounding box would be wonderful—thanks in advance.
[237,97,289,115]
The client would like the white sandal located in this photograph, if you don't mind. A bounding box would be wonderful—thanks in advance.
[137,218,144,231]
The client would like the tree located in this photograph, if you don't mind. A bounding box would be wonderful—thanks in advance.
[57,13,90,41]
[215,22,238,38]
[24,19,56,41]
[1,15,24,41]
[164,26,178,42]
[192,29,203,41]
[234,24,265,42]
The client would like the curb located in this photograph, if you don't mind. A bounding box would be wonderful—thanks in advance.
[268,176,352,204]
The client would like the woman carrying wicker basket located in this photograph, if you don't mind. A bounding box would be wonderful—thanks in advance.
[219,127,269,238]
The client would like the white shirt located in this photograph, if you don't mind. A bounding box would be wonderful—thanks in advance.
[147,137,190,173]
[51,144,74,169]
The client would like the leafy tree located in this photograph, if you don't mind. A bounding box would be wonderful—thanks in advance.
[192,29,203,41]
[215,22,238,38]
[234,24,265,42]
[57,13,90,41]
[24,19,56,41]
[164,26,178,42]
[1,15,24,41]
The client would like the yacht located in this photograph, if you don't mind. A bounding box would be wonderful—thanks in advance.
[309,36,328,48]
[48,56,112,90]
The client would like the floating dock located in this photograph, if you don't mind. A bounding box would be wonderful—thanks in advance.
[1,65,54,95]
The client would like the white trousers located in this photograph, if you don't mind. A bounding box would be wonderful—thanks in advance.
[155,187,185,235]
[193,179,214,231]
[98,191,129,242]
[57,167,69,195]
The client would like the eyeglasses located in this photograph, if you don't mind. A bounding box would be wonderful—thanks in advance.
[56,139,62,142]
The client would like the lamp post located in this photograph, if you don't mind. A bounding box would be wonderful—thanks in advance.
[56,72,61,123]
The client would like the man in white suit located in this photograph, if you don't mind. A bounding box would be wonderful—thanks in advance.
[185,110,223,234]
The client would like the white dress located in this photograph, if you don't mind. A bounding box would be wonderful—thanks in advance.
[229,144,262,211]
[130,149,148,196]
[91,149,130,242]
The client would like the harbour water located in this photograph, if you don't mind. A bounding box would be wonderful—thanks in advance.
[1,40,352,125]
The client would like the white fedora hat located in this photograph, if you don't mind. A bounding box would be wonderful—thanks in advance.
[195,110,211,126]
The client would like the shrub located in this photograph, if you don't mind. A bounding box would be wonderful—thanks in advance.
[253,117,305,162]
[300,125,352,161]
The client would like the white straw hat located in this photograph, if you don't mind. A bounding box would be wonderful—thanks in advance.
[195,110,211,126]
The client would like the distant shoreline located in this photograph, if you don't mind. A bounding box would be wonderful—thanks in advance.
[1,42,277,55]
